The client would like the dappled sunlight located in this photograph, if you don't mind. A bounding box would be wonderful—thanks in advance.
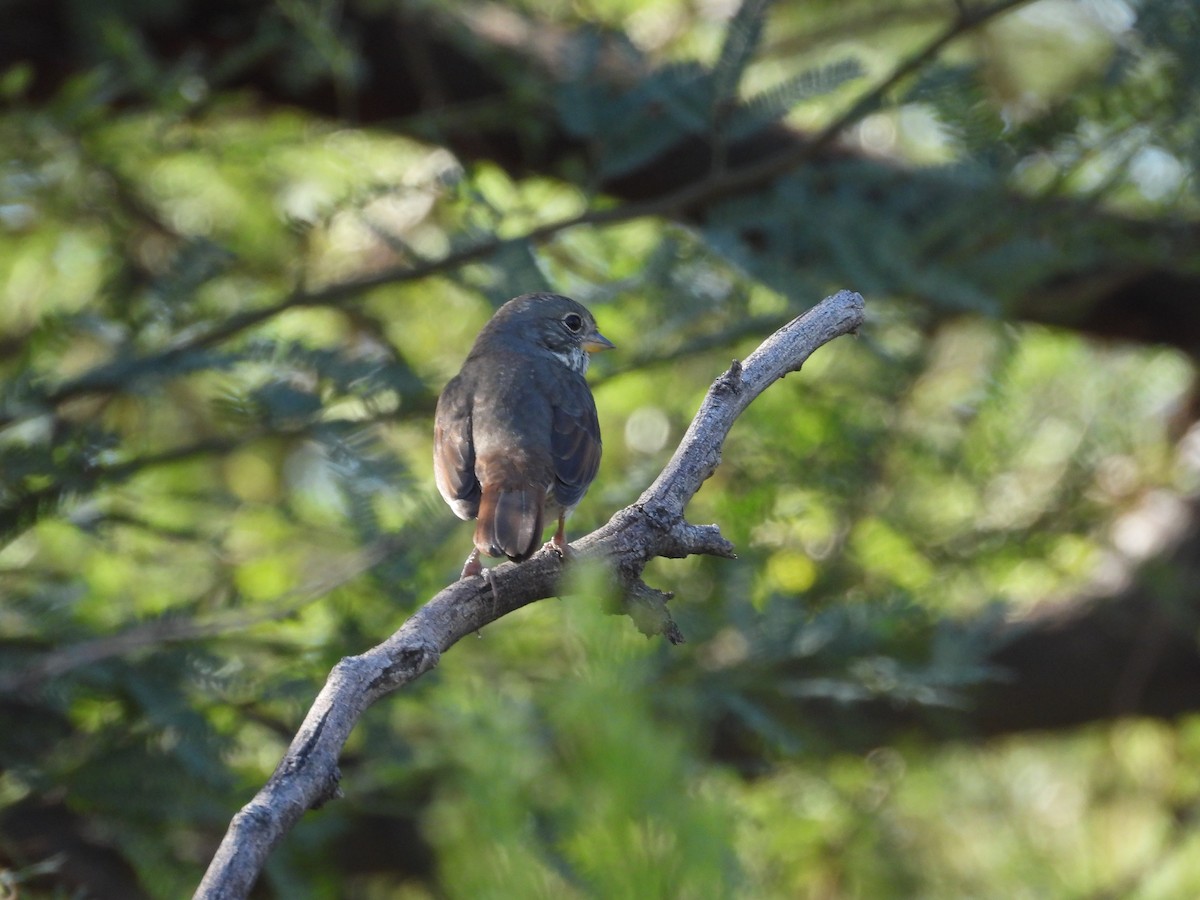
[4,0,1200,897]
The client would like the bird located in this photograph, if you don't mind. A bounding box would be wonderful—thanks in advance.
[433,293,614,579]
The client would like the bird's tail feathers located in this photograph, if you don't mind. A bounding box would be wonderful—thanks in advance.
[475,487,544,562]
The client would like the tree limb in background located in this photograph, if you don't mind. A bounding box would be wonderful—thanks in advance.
[0,536,402,693]
[9,1,1200,352]
[705,504,1200,765]
[192,289,865,900]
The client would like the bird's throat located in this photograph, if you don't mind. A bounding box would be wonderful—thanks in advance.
[552,346,589,375]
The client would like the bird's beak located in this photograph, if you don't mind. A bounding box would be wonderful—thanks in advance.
[583,331,616,353]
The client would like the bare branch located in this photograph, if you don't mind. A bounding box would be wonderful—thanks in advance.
[193,290,865,900]
[0,538,400,694]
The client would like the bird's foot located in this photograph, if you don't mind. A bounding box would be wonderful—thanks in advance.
[541,532,573,563]
[460,548,483,580]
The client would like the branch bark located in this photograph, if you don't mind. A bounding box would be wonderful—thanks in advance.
[191,290,865,899]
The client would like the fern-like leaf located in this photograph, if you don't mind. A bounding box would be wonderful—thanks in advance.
[711,0,773,115]
[728,57,864,141]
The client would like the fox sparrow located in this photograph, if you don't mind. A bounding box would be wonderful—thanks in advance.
[434,293,614,579]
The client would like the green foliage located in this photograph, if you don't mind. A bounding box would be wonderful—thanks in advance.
[555,0,861,181]
[727,59,864,142]
[418,590,736,899]
[3,0,1200,897]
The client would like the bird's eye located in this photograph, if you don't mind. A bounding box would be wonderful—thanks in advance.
[563,313,584,333]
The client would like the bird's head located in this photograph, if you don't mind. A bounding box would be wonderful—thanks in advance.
[491,293,614,374]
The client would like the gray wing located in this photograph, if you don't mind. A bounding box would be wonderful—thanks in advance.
[550,374,602,509]
[433,374,480,520]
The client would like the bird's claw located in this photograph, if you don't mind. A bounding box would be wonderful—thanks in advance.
[460,548,483,580]
[541,536,573,563]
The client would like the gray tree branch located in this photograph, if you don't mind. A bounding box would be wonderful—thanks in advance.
[193,289,866,900]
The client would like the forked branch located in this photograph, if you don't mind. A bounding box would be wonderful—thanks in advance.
[194,289,865,900]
